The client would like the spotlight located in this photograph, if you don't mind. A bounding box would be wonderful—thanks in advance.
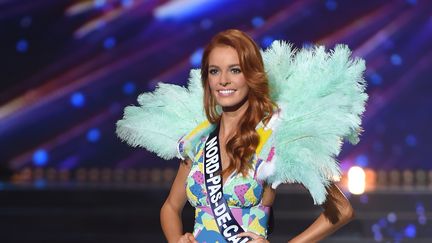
[348,166,366,195]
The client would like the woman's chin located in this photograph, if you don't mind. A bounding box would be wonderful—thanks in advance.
[217,98,249,112]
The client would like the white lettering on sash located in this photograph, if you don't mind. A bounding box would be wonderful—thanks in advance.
[227,233,249,243]
[206,161,219,174]
[223,225,238,237]
[214,203,227,217]
[207,184,221,197]
[204,129,248,243]
[206,174,221,185]
[216,212,232,225]
[210,191,222,204]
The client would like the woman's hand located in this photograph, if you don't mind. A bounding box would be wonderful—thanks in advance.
[237,232,269,243]
[176,232,198,243]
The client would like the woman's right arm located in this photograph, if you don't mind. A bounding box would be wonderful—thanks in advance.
[160,158,197,243]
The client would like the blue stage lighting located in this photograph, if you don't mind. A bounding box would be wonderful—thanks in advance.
[378,218,387,227]
[355,154,369,167]
[104,37,116,49]
[155,0,224,21]
[325,0,338,11]
[416,202,425,214]
[371,223,380,233]
[373,232,383,242]
[190,48,203,68]
[418,214,426,225]
[16,39,29,53]
[251,16,265,28]
[387,212,397,223]
[370,73,382,85]
[404,224,416,238]
[261,36,274,48]
[87,128,101,142]
[406,0,417,5]
[121,0,134,8]
[405,134,417,147]
[123,81,136,95]
[70,92,85,107]
[33,149,48,167]
[94,0,106,9]
[391,54,403,66]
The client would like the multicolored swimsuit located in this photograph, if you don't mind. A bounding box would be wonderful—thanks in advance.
[177,117,278,242]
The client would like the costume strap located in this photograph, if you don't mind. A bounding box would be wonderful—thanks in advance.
[203,123,249,243]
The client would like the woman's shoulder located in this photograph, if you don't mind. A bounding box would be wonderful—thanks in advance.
[177,120,214,160]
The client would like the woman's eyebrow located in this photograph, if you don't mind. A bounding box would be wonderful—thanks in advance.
[208,64,240,68]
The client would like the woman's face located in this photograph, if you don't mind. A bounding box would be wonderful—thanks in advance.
[207,45,249,110]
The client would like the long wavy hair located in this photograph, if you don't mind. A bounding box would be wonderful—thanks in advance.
[201,29,277,176]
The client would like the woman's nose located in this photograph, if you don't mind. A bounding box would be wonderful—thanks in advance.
[219,72,231,87]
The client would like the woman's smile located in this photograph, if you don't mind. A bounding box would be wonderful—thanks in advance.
[217,89,237,96]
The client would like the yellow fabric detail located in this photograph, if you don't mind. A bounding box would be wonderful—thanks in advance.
[244,187,257,204]
[248,217,266,235]
[202,218,219,232]
[185,120,210,140]
[256,127,272,155]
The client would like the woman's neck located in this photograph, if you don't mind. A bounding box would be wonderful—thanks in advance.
[220,98,249,140]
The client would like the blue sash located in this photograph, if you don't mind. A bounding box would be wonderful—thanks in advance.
[203,124,250,243]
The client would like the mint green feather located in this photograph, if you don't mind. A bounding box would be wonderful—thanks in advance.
[262,41,368,204]
[116,69,206,160]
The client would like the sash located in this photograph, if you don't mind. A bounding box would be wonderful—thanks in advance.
[203,124,250,243]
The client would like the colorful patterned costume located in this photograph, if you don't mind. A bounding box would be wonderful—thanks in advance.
[178,116,279,240]
[116,41,368,241]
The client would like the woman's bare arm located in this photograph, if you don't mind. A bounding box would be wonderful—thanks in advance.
[160,158,193,243]
[288,183,355,243]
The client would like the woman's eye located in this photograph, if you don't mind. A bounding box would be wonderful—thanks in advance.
[209,69,219,75]
[231,68,241,74]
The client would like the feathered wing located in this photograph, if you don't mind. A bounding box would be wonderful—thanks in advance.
[260,41,368,205]
[116,69,206,160]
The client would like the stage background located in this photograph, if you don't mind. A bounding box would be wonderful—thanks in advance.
[1,0,431,242]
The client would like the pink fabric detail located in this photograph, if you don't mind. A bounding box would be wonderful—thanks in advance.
[266,147,275,162]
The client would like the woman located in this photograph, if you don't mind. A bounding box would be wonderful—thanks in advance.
[117,29,367,242]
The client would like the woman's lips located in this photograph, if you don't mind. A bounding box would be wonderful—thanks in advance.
[217,89,236,97]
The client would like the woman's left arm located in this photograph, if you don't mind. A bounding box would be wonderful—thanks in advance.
[288,183,355,243]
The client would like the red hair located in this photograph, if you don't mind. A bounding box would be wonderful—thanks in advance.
[201,29,277,176]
